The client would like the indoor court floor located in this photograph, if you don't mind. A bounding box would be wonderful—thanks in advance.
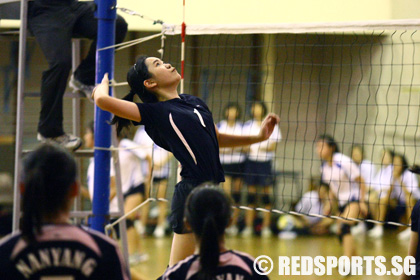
[133,230,409,280]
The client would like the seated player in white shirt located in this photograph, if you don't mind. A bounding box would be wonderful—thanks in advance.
[371,153,420,240]
[278,178,331,239]
[316,135,367,264]
[350,145,377,235]
[368,149,395,237]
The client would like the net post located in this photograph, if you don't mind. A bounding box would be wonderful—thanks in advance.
[91,0,116,233]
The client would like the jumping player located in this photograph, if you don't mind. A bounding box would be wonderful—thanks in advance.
[162,187,270,280]
[0,144,129,280]
[91,56,280,266]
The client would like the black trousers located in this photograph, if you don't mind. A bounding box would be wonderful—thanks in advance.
[28,0,127,137]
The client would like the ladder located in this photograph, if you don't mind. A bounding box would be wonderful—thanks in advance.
[2,0,130,268]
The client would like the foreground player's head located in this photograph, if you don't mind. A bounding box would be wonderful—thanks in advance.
[184,187,232,280]
[316,134,340,161]
[21,144,78,242]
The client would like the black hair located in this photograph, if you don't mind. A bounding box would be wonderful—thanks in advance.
[184,187,232,280]
[394,153,409,173]
[317,134,340,154]
[21,144,77,243]
[111,55,158,135]
[223,102,241,120]
[251,101,267,119]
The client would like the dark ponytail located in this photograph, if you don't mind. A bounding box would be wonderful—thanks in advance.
[21,144,77,243]
[185,187,232,280]
[110,55,158,135]
[198,215,220,280]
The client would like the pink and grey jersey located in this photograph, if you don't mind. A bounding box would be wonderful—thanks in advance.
[0,224,129,280]
[163,250,270,280]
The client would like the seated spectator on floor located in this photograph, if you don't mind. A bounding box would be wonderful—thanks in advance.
[278,179,331,239]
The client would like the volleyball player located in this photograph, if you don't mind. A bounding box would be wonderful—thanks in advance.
[217,103,246,236]
[91,56,280,266]
[162,187,269,280]
[150,144,173,238]
[134,126,172,238]
[84,122,149,265]
[316,135,367,260]
[242,101,281,238]
[350,145,376,235]
[370,153,420,240]
[368,149,395,237]
[0,144,129,280]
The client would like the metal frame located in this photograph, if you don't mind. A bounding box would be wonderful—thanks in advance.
[7,0,129,268]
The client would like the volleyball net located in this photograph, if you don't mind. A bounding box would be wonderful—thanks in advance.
[95,19,420,234]
[147,20,420,228]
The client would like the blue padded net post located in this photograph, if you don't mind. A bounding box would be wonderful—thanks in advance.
[91,0,116,232]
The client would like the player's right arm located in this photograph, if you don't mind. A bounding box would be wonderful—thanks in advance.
[93,73,141,122]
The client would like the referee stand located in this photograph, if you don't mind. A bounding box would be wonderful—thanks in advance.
[0,0,130,270]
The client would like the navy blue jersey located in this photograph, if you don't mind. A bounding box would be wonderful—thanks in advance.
[411,200,420,279]
[163,250,270,280]
[0,225,129,280]
[134,94,224,183]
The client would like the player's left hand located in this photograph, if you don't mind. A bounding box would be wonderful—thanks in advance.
[258,113,280,141]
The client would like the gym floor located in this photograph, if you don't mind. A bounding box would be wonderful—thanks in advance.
[133,229,409,280]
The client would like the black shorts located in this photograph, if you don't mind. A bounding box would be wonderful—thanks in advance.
[244,160,274,186]
[169,179,205,234]
[123,183,145,200]
[222,162,244,179]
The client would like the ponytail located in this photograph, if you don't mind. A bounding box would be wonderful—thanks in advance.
[21,144,77,243]
[197,215,219,280]
[110,90,136,136]
[185,187,232,280]
[22,168,45,243]
[110,56,158,136]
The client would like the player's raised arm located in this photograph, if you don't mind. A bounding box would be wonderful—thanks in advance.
[216,113,280,148]
[92,73,141,123]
